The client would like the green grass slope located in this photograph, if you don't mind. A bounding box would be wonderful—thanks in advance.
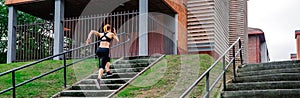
[0,58,100,98]
[115,54,224,98]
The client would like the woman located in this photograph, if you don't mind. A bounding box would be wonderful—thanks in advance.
[86,24,119,89]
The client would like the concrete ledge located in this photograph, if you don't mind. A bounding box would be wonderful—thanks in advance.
[222,89,300,98]
[226,81,300,91]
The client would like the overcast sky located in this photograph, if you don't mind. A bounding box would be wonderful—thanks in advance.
[248,0,300,61]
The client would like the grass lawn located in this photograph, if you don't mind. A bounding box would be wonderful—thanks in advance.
[114,54,224,98]
[0,58,101,98]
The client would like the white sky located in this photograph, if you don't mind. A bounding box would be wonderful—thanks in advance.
[248,0,300,61]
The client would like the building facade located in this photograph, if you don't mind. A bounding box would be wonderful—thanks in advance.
[187,0,230,58]
[295,30,300,60]
[5,0,250,63]
[5,0,187,63]
[290,53,297,60]
[229,0,248,63]
[248,27,270,64]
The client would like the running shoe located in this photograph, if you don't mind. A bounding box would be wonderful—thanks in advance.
[95,78,101,89]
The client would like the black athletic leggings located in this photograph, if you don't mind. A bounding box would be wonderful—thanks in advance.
[96,47,110,69]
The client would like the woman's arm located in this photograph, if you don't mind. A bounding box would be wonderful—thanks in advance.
[86,30,101,44]
[112,28,119,42]
[113,34,119,42]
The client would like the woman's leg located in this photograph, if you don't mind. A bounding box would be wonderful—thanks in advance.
[97,57,106,79]
[105,60,111,72]
[98,68,104,79]
[103,48,112,75]
[95,48,105,83]
[95,57,105,89]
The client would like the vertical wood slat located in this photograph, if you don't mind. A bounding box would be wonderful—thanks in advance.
[25,24,28,61]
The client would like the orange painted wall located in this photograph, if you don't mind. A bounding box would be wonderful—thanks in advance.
[296,35,300,60]
[5,0,34,5]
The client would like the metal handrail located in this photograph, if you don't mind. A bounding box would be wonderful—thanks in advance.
[180,37,243,98]
[0,31,130,98]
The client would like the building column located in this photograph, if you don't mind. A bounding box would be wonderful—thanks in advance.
[139,0,148,56]
[174,14,178,55]
[7,6,17,63]
[54,0,64,60]
[260,42,268,62]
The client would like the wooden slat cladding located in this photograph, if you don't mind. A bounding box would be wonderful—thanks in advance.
[229,0,248,63]
[187,0,229,58]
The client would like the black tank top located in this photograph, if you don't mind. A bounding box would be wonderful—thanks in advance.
[100,32,112,42]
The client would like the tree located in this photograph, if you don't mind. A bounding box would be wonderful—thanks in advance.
[0,0,42,63]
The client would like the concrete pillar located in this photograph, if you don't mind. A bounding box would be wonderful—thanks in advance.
[174,14,178,55]
[54,0,64,60]
[260,42,268,62]
[7,6,17,63]
[139,0,148,56]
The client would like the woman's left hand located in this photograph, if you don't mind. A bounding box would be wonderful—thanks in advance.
[113,28,117,34]
[86,38,91,44]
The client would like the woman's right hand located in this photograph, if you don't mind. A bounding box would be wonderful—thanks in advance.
[113,28,117,34]
[86,38,91,44]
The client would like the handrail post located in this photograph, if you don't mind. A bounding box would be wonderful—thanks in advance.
[238,39,243,65]
[205,72,210,98]
[232,46,236,80]
[63,54,67,88]
[12,71,16,98]
[222,57,226,91]
[123,40,126,57]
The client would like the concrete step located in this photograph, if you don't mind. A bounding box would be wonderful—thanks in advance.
[238,61,300,72]
[53,55,164,98]
[110,63,149,69]
[243,60,300,67]
[234,73,300,83]
[95,67,144,74]
[123,56,158,60]
[237,67,300,77]
[88,73,138,79]
[115,59,156,64]
[78,78,130,84]
[226,81,300,91]
[222,89,300,98]
[69,84,123,90]
[59,90,116,97]
[109,67,145,73]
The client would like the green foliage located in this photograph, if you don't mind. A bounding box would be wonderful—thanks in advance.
[0,0,8,64]
[0,0,43,64]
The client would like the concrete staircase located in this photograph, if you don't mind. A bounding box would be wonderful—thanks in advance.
[52,55,163,98]
[222,60,300,98]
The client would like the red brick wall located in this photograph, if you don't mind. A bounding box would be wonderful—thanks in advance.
[297,35,300,60]
[248,35,261,64]
[163,0,188,54]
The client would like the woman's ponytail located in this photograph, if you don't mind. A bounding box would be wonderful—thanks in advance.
[103,24,111,32]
